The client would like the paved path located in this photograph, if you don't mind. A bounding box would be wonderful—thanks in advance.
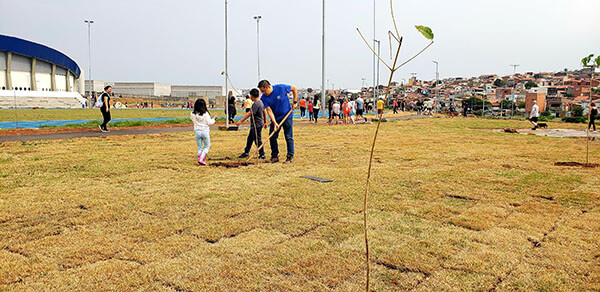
[0,114,429,143]
[522,128,599,139]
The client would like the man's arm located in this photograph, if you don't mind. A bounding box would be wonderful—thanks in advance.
[265,107,279,130]
[290,86,298,109]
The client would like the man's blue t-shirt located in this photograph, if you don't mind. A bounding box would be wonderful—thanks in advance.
[261,84,292,121]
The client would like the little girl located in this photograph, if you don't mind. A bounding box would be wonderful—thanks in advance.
[191,99,216,165]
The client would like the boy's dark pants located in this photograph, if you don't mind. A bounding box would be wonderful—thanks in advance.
[244,126,265,156]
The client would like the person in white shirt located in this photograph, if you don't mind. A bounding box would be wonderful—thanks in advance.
[530,100,540,130]
[332,100,341,125]
[190,99,217,165]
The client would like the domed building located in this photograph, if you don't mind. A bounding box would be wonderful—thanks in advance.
[0,34,86,108]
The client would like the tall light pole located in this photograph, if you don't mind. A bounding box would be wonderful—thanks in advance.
[321,0,326,118]
[84,20,94,108]
[374,39,381,102]
[433,61,439,114]
[224,0,229,127]
[372,0,376,104]
[254,16,262,82]
[510,64,520,118]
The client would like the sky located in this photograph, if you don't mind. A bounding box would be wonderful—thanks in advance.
[1,0,599,89]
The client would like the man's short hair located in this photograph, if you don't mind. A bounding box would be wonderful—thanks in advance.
[257,80,271,88]
[104,85,112,91]
[249,88,260,98]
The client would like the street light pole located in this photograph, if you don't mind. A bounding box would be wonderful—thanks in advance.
[254,16,262,82]
[224,0,229,127]
[433,60,439,114]
[372,0,376,105]
[321,0,326,119]
[374,39,380,102]
[84,20,94,108]
[510,64,520,118]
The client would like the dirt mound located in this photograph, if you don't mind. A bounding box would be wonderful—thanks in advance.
[210,161,254,168]
[554,162,600,168]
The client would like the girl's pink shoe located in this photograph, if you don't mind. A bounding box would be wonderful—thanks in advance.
[198,153,207,166]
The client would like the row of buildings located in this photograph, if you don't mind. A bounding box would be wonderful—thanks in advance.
[85,81,225,103]
[341,69,600,116]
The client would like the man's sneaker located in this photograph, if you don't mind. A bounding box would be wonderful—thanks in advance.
[238,153,249,158]
[284,156,294,164]
[269,157,279,163]
[258,154,266,159]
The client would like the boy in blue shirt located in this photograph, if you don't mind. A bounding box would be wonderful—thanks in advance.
[258,80,298,163]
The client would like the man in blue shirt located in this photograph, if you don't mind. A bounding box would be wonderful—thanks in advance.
[258,80,298,163]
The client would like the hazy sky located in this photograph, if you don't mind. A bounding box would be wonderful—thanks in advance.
[1,0,599,89]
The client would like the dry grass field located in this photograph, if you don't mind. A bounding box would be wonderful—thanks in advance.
[1,118,599,291]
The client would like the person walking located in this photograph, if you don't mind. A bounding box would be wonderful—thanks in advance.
[98,85,112,132]
[258,80,298,164]
[327,95,335,123]
[308,99,314,121]
[313,96,321,124]
[529,100,540,130]
[191,99,217,165]
[377,97,385,119]
[226,91,237,123]
[299,98,307,119]
[393,99,399,114]
[589,102,598,133]
[243,94,253,113]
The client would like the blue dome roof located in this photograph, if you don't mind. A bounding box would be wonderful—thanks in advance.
[0,34,81,78]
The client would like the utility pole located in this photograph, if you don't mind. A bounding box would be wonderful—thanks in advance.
[374,39,381,101]
[510,64,520,118]
[254,16,262,82]
[321,0,326,118]
[433,61,439,114]
[372,0,376,105]
[224,0,229,127]
[84,20,94,108]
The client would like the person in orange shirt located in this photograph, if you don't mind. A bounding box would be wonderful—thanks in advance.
[342,99,349,125]
[298,98,307,119]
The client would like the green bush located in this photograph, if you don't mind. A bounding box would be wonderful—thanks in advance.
[561,116,587,123]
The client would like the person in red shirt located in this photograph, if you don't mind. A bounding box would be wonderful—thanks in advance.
[299,98,307,119]
[308,100,314,121]
[393,99,399,114]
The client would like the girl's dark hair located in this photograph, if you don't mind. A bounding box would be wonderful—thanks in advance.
[193,98,208,115]
[104,85,112,91]
[314,96,319,104]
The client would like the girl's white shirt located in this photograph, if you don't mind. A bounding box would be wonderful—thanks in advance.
[191,112,215,131]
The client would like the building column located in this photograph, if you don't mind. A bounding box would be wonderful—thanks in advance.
[31,58,37,91]
[6,52,12,90]
[50,64,56,91]
[66,71,71,92]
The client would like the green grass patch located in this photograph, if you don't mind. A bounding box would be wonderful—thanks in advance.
[40,118,190,129]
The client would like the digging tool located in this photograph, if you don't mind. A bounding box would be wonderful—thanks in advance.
[246,107,294,162]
